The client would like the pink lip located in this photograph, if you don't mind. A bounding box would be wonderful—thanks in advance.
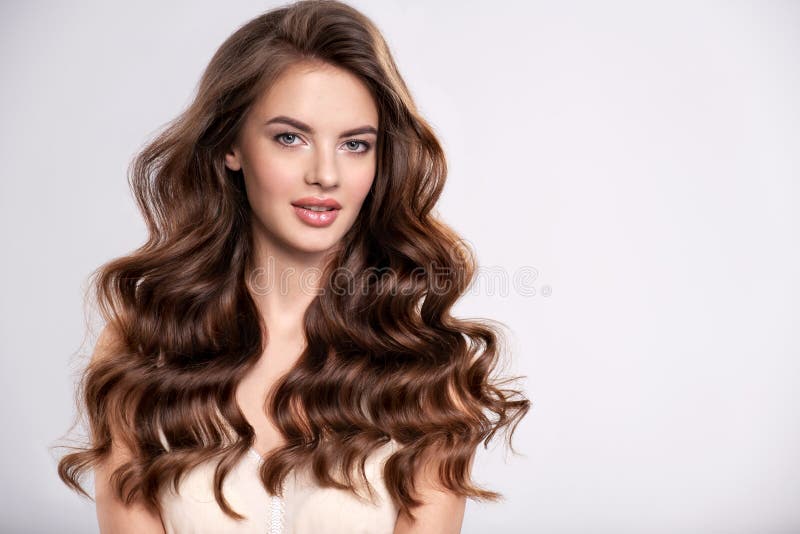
[291,197,342,210]
[293,205,340,227]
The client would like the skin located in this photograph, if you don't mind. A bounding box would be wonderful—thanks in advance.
[95,60,465,532]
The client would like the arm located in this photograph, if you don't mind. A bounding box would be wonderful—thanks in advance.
[92,325,167,534]
[393,452,467,534]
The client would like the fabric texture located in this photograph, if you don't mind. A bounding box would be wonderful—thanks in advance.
[157,440,400,533]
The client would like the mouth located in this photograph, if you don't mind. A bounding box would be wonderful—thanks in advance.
[290,197,342,210]
[292,205,337,212]
[292,204,340,227]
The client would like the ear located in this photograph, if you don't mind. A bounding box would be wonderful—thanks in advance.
[224,146,242,172]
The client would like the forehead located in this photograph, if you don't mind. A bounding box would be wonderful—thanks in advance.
[251,62,378,129]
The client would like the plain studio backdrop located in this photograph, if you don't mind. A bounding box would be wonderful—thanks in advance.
[1,1,798,533]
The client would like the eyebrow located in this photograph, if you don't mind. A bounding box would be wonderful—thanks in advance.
[264,115,378,137]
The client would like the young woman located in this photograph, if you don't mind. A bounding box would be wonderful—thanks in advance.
[57,1,530,532]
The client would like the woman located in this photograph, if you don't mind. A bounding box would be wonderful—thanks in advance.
[57,1,530,532]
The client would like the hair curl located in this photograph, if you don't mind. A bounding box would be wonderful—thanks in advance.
[55,0,530,522]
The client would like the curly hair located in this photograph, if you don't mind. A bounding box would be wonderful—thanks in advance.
[55,0,530,522]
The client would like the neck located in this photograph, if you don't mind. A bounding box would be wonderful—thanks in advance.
[246,231,337,337]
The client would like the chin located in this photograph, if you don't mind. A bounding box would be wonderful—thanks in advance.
[287,233,342,255]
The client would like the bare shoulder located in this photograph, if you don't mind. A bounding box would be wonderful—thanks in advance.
[393,449,467,534]
[92,323,124,364]
[91,323,166,534]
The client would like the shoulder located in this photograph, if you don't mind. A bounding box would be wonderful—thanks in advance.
[392,444,467,534]
[92,323,125,364]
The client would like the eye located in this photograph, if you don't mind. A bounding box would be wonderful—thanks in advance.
[344,139,371,153]
[274,132,302,147]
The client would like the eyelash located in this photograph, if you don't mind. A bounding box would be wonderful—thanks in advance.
[273,132,372,154]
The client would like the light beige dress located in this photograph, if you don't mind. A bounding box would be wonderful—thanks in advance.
[157,440,400,533]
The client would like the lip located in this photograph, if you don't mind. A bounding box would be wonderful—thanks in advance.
[290,197,341,228]
[291,197,342,210]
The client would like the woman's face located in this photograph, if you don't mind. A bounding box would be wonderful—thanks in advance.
[225,61,378,258]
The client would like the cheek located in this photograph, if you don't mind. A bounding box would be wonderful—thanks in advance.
[244,154,297,203]
[348,161,376,203]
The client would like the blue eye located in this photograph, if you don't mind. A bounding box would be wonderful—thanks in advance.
[345,140,371,153]
[273,132,372,154]
[274,132,301,146]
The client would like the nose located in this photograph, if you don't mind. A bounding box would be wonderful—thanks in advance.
[304,146,340,189]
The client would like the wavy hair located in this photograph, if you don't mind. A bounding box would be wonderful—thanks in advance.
[56,0,530,522]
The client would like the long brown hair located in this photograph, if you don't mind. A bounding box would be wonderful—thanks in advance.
[56,0,530,521]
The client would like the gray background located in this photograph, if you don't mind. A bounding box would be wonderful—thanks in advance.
[1,1,798,533]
